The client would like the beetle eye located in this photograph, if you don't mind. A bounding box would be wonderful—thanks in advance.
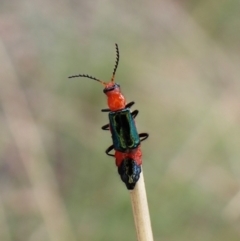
[103,84,120,93]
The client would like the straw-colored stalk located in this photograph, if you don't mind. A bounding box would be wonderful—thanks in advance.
[130,169,154,241]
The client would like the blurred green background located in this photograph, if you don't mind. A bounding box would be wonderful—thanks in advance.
[1,1,240,240]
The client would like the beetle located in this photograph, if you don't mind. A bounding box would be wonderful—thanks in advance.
[69,44,149,189]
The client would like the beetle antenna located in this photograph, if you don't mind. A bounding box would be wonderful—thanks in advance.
[68,74,106,86]
[111,43,119,82]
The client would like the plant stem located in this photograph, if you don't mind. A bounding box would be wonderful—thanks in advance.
[130,169,154,241]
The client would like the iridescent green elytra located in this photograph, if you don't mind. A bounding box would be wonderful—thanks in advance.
[109,108,140,152]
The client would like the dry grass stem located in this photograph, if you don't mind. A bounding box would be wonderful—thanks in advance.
[130,169,154,241]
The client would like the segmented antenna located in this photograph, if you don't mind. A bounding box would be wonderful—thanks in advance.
[68,74,106,85]
[111,43,120,82]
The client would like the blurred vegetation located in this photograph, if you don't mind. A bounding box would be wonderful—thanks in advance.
[1,0,240,240]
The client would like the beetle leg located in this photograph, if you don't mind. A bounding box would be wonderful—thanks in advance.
[101,108,110,112]
[131,110,139,119]
[105,145,115,157]
[101,123,110,130]
[125,101,135,109]
[139,133,149,142]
